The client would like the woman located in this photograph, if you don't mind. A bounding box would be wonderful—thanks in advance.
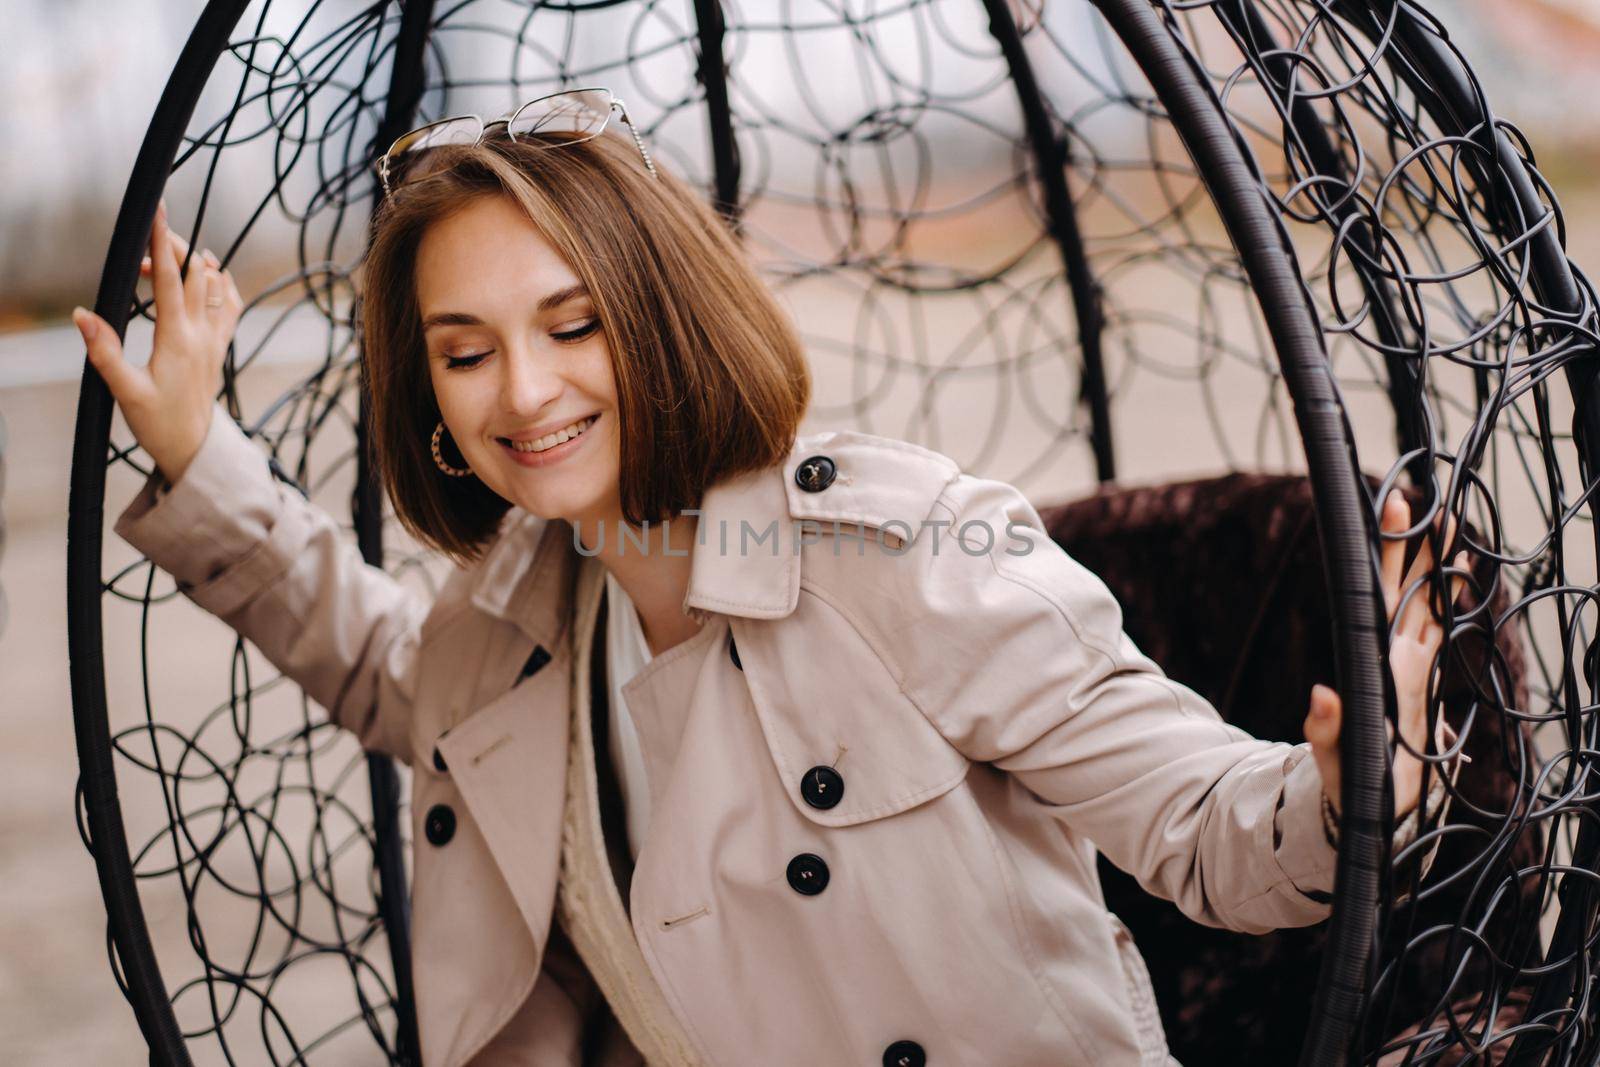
[75,91,1468,1067]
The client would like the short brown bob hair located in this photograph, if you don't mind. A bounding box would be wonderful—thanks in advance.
[361,130,811,567]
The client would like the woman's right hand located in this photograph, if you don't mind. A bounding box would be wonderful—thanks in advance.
[74,200,243,486]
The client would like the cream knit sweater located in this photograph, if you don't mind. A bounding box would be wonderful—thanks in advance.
[555,556,705,1066]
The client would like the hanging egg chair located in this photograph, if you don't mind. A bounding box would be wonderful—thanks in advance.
[67,0,1597,1062]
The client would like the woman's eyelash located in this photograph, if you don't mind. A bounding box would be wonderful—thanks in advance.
[441,320,599,369]
[553,318,600,342]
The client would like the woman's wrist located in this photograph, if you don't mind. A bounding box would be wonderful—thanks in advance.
[1320,789,1339,849]
[1319,772,1452,852]
[156,411,213,487]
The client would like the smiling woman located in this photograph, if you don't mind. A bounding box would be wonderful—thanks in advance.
[359,133,812,568]
[84,105,1473,1067]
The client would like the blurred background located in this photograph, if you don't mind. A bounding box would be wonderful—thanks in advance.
[5,0,1600,1062]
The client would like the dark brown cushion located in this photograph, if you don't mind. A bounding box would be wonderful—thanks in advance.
[1037,471,1538,1066]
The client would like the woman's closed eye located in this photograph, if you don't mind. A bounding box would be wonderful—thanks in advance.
[441,319,601,370]
[552,317,600,343]
[444,350,491,370]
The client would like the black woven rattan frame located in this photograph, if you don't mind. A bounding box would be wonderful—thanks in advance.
[67,1,1600,1063]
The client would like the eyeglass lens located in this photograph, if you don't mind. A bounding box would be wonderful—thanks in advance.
[507,88,614,142]
[385,116,484,188]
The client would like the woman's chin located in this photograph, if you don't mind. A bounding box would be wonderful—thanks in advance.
[473,439,617,528]
[500,483,615,529]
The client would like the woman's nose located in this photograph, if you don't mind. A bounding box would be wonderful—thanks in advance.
[499,344,562,414]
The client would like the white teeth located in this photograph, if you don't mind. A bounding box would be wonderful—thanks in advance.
[506,416,595,453]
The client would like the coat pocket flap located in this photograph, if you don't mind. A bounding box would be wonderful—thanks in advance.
[730,604,969,828]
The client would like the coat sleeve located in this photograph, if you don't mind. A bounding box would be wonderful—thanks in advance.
[892,471,1454,934]
[112,401,434,764]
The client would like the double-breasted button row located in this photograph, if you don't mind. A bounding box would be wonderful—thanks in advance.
[794,454,837,493]
[883,1039,926,1066]
[788,764,843,894]
[424,803,456,846]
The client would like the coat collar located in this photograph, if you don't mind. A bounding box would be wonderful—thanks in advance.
[685,428,957,616]
[680,454,803,622]
[465,446,803,639]
[467,509,581,649]
[465,429,958,637]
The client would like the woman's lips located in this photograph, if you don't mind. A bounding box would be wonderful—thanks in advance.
[498,414,597,468]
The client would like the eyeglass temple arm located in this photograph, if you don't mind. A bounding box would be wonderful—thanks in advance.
[613,100,660,180]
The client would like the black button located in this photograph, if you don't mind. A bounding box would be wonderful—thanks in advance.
[883,1040,925,1067]
[520,644,552,680]
[801,765,844,810]
[432,745,449,774]
[728,633,743,671]
[424,804,456,846]
[794,455,837,493]
[786,852,830,896]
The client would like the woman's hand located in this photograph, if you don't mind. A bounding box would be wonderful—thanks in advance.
[1303,489,1470,820]
[73,200,243,486]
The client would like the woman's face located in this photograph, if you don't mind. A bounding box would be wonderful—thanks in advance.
[416,193,622,531]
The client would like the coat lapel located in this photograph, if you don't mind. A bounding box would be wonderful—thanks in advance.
[432,641,573,950]
[432,511,583,949]
[469,509,580,650]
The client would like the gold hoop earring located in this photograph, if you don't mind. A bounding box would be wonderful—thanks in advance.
[431,421,474,477]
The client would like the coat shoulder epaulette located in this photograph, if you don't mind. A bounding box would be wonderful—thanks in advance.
[780,430,962,548]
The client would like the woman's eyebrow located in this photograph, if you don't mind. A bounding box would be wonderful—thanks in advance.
[419,285,589,332]
[536,283,588,312]
[421,311,482,332]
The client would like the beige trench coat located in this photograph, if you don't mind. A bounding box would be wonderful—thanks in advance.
[116,401,1385,1066]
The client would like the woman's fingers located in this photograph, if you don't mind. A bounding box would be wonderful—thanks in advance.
[148,202,186,325]
[1304,683,1344,814]
[141,234,209,289]
[1421,551,1471,639]
[202,270,225,319]
[1305,683,1426,821]
[1389,500,1460,639]
[1374,494,1469,822]
[1380,489,1408,621]
[74,307,153,407]
[141,232,194,274]
[218,268,244,336]
[148,203,213,327]
[182,245,214,317]
[151,231,239,336]
[1427,515,1465,617]
[201,263,241,349]
[1404,512,1461,638]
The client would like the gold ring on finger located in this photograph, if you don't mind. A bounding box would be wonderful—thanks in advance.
[205,296,225,308]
